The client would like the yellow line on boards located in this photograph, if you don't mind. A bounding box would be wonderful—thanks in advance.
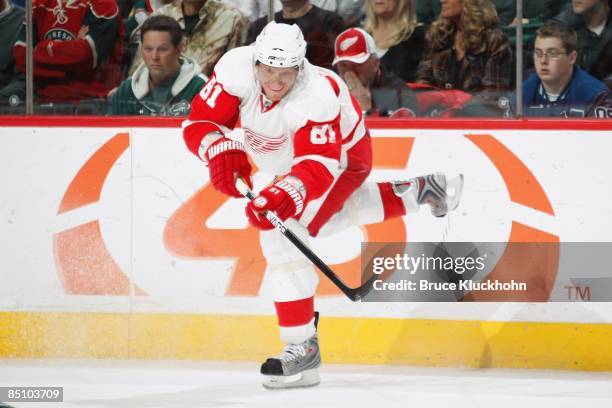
[1,312,611,371]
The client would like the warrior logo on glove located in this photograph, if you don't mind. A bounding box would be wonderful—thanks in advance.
[246,180,305,230]
[204,137,253,198]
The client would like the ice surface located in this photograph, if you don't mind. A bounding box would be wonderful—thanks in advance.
[0,359,611,408]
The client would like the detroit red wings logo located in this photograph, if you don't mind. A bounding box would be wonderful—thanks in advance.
[244,128,288,154]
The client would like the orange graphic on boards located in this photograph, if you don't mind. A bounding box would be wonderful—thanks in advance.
[53,131,560,300]
[465,134,559,301]
[53,133,145,296]
[163,137,413,296]
[466,134,554,215]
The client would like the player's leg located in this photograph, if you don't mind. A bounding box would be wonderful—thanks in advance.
[315,174,464,236]
[256,134,372,389]
[389,173,463,217]
[300,131,373,237]
[299,128,462,236]
[258,221,321,389]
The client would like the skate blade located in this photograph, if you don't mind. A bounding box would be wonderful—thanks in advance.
[262,368,320,390]
[445,174,464,212]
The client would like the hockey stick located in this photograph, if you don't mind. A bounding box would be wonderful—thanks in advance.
[236,179,377,302]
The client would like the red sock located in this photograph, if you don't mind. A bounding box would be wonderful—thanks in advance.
[274,297,314,328]
[378,182,406,220]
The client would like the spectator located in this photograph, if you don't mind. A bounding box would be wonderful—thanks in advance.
[247,0,345,69]
[415,0,513,97]
[333,27,419,116]
[108,15,206,115]
[510,21,608,117]
[552,0,612,81]
[492,0,514,26]
[363,0,426,82]
[504,1,569,78]
[220,0,263,22]
[125,0,154,43]
[311,0,337,10]
[223,0,338,23]
[337,0,365,27]
[130,0,247,77]
[417,0,515,27]
[12,0,124,104]
[116,0,135,18]
[0,0,25,107]
[590,87,612,116]
[123,0,174,73]
[591,39,612,86]
[522,0,568,23]
[416,0,439,26]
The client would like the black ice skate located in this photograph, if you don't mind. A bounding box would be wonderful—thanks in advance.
[392,173,463,217]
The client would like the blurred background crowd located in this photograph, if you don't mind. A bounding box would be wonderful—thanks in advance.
[0,0,610,118]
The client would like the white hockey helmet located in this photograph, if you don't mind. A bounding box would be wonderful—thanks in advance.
[254,22,307,69]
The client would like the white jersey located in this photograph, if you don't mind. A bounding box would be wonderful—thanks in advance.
[183,45,366,202]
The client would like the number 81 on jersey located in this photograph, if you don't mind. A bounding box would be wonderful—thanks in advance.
[310,124,336,144]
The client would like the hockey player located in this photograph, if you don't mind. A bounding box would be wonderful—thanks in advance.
[183,22,463,389]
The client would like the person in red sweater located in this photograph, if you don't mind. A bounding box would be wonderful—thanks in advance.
[13,0,124,103]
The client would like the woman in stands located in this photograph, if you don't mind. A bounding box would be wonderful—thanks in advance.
[415,0,512,99]
[362,0,426,82]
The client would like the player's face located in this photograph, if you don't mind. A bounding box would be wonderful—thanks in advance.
[256,64,299,101]
[142,31,182,83]
[571,0,600,15]
[533,36,576,86]
[440,0,463,20]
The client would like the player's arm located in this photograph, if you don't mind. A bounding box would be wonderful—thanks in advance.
[182,73,250,198]
[289,119,343,201]
[246,119,343,230]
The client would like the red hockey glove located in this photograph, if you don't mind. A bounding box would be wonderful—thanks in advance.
[205,137,252,198]
[245,179,305,230]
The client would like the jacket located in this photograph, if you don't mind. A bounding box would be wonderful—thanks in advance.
[552,4,612,77]
[0,3,24,89]
[415,28,513,94]
[378,25,426,82]
[512,66,609,117]
[109,55,206,116]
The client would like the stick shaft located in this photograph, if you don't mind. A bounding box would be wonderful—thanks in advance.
[237,180,372,301]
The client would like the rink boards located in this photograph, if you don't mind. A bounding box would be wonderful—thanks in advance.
[1,117,611,370]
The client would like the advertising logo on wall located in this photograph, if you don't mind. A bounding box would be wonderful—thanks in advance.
[50,129,583,304]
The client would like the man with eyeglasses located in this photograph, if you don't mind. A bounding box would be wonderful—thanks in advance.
[511,21,608,117]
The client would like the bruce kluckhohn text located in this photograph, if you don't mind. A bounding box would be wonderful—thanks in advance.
[372,279,528,292]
